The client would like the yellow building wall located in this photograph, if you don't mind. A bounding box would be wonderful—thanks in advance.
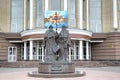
[75,0,79,29]
[118,0,120,29]
[0,0,10,32]
[102,0,113,32]
[33,0,37,28]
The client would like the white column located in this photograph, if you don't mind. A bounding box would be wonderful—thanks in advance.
[45,0,48,11]
[69,47,71,62]
[64,0,67,10]
[86,41,89,60]
[24,42,27,60]
[74,41,77,60]
[42,45,44,62]
[95,24,98,32]
[30,0,34,29]
[36,41,39,60]
[89,43,92,60]
[29,40,33,60]
[78,0,83,29]
[79,40,84,60]
[24,0,26,30]
[86,0,89,30]
[113,0,118,29]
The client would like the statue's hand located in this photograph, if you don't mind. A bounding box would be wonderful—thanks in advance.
[71,47,74,50]
[49,36,54,39]
[56,31,58,34]
[44,37,48,40]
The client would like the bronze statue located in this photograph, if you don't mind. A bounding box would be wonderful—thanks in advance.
[58,25,71,61]
[43,25,71,62]
[43,25,59,62]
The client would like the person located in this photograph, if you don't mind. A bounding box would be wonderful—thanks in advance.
[43,25,59,62]
[58,25,71,61]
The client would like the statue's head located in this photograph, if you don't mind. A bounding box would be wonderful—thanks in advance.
[49,25,53,31]
[62,25,67,30]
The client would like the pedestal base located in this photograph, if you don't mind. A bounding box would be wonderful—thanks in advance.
[28,71,86,78]
[28,62,86,78]
[38,62,74,74]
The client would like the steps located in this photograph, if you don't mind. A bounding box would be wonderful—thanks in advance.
[0,61,39,68]
[0,61,120,68]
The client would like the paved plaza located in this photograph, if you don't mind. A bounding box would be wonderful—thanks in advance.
[0,67,120,80]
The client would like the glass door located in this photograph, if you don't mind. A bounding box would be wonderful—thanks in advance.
[8,47,17,62]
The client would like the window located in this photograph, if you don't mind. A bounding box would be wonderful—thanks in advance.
[51,0,60,10]
[37,0,43,27]
[8,46,17,62]
[90,0,102,32]
[11,0,23,32]
[69,0,76,28]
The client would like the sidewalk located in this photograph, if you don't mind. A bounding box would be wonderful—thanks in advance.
[0,67,120,80]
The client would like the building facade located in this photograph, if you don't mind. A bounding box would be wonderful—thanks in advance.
[0,0,120,62]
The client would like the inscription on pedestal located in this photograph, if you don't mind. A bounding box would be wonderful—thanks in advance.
[39,62,74,73]
[50,65,63,72]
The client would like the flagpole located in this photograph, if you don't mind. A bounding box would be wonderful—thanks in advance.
[54,12,58,33]
[56,19,57,33]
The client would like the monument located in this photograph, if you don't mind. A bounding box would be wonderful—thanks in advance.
[28,25,85,78]
[38,25,74,74]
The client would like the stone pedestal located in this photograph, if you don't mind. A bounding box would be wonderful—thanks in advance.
[38,62,74,74]
[28,61,86,78]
